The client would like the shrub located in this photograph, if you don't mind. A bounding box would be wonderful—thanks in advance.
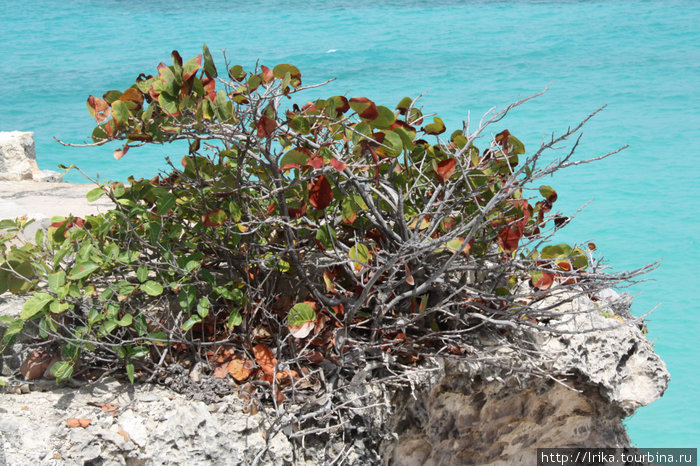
[1,45,652,406]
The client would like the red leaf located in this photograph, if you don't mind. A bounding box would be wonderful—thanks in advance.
[329,158,347,171]
[87,96,111,123]
[306,157,324,169]
[202,77,216,101]
[349,97,379,120]
[533,271,554,290]
[288,202,307,219]
[113,144,130,160]
[253,343,277,377]
[260,65,274,83]
[435,158,457,183]
[256,115,277,138]
[498,225,522,253]
[495,129,511,147]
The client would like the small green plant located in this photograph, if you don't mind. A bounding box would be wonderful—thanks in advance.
[0,45,651,399]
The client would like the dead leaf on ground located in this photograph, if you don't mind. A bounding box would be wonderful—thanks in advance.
[66,418,91,428]
[227,359,255,382]
[87,401,119,413]
[253,343,277,376]
[212,364,229,379]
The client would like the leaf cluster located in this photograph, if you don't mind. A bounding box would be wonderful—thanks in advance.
[1,45,647,403]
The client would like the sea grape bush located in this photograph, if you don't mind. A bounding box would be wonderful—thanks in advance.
[0,44,645,398]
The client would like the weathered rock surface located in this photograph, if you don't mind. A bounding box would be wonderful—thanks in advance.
[381,292,669,466]
[0,377,305,465]
[0,132,62,182]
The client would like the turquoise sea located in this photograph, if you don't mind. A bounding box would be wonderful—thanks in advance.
[1,0,698,448]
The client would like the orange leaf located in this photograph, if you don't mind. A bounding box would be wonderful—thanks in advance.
[66,418,91,428]
[253,343,277,376]
[227,359,255,382]
[119,88,144,111]
[308,175,333,210]
[435,158,457,183]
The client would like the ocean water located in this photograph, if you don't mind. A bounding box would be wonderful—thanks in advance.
[1,0,698,448]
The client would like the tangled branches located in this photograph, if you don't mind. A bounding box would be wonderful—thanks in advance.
[0,45,656,453]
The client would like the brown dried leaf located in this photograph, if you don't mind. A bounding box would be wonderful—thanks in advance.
[66,418,91,428]
[253,343,277,376]
[19,351,52,380]
[227,359,255,382]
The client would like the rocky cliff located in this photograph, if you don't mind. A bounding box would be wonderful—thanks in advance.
[0,285,668,465]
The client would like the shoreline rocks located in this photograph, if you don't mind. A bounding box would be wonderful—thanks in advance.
[0,132,62,183]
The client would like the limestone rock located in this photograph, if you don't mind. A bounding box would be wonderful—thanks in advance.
[0,132,62,182]
[380,292,669,465]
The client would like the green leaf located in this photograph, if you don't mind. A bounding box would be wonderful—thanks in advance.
[227,309,242,329]
[287,302,316,326]
[228,65,246,81]
[21,292,54,320]
[128,346,149,358]
[111,100,130,126]
[508,135,525,155]
[86,187,105,202]
[424,117,446,135]
[183,54,202,81]
[349,243,371,270]
[182,314,202,331]
[341,194,368,224]
[48,271,66,293]
[68,261,99,280]
[202,43,218,78]
[178,286,196,312]
[396,96,413,112]
[117,314,133,326]
[197,297,210,318]
[290,116,311,134]
[571,248,588,270]
[315,225,337,250]
[371,106,396,130]
[136,267,149,283]
[50,361,74,382]
[126,361,135,384]
[100,319,118,336]
[141,280,163,296]
[279,149,310,170]
[49,300,70,314]
[541,243,573,259]
[157,193,176,215]
[1,319,23,348]
[148,331,168,342]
